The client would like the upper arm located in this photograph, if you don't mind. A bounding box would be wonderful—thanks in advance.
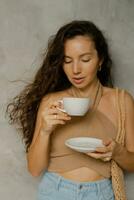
[124,91,134,152]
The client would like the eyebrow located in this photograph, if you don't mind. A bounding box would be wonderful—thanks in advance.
[64,52,92,58]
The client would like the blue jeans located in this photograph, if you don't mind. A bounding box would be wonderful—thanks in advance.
[37,171,115,200]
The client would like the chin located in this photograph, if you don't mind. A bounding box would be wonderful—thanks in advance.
[73,82,88,89]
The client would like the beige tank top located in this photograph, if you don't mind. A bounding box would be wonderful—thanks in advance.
[47,85,123,178]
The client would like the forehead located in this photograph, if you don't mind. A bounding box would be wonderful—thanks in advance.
[64,35,96,54]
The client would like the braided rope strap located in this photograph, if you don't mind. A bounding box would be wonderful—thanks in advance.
[111,88,127,200]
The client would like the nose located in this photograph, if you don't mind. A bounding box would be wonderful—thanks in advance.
[72,61,81,74]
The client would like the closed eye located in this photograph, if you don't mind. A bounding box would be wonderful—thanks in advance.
[82,59,91,62]
[64,60,72,64]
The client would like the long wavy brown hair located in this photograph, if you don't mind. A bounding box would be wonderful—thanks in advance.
[6,20,113,152]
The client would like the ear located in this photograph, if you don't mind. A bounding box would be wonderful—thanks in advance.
[99,57,104,66]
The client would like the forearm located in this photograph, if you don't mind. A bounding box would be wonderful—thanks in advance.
[27,129,51,177]
[112,143,134,172]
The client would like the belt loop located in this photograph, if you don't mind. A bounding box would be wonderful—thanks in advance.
[56,176,61,191]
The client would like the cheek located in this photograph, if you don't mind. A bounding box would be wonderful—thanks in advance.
[85,64,98,76]
[63,66,71,76]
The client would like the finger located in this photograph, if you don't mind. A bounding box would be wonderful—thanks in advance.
[102,152,112,157]
[95,147,108,153]
[54,115,71,121]
[86,151,112,159]
[102,152,113,162]
[95,146,112,153]
[49,100,63,109]
[50,101,61,108]
[52,119,67,125]
[48,108,68,116]
[103,138,113,146]
[102,157,111,162]
[49,100,68,114]
[48,114,71,121]
[96,139,115,153]
[99,142,115,153]
[86,152,101,159]
[48,108,61,114]
[95,152,112,158]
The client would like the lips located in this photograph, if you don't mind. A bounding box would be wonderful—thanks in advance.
[72,77,85,84]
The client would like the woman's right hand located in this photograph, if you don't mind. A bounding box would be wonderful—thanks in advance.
[41,100,71,135]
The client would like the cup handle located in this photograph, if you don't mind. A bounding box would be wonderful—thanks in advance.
[57,100,67,113]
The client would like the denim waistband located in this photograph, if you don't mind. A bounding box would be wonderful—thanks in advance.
[44,171,112,192]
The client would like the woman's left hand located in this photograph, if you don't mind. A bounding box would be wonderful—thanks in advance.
[86,139,117,162]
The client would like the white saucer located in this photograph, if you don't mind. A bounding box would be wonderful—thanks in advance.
[65,137,104,153]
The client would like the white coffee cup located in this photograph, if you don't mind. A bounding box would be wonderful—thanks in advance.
[58,97,91,116]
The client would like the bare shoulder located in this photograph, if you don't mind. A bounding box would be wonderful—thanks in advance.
[35,90,68,122]
[101,86,116,103]
[124,90,134,105]
[102,86,134,109]
[40,89,69,108]
[124,90,134,113]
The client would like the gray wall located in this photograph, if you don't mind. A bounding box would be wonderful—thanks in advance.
[0,0,134,199]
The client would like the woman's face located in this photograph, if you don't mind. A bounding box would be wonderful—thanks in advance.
[63,35,102,89]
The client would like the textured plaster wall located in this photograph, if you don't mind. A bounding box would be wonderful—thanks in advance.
[0,0,134,199]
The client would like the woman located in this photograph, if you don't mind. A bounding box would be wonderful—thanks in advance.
[7,20,134,200]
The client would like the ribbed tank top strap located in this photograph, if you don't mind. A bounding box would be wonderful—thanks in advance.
[120,89,125,145]
[115,88,125,145]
